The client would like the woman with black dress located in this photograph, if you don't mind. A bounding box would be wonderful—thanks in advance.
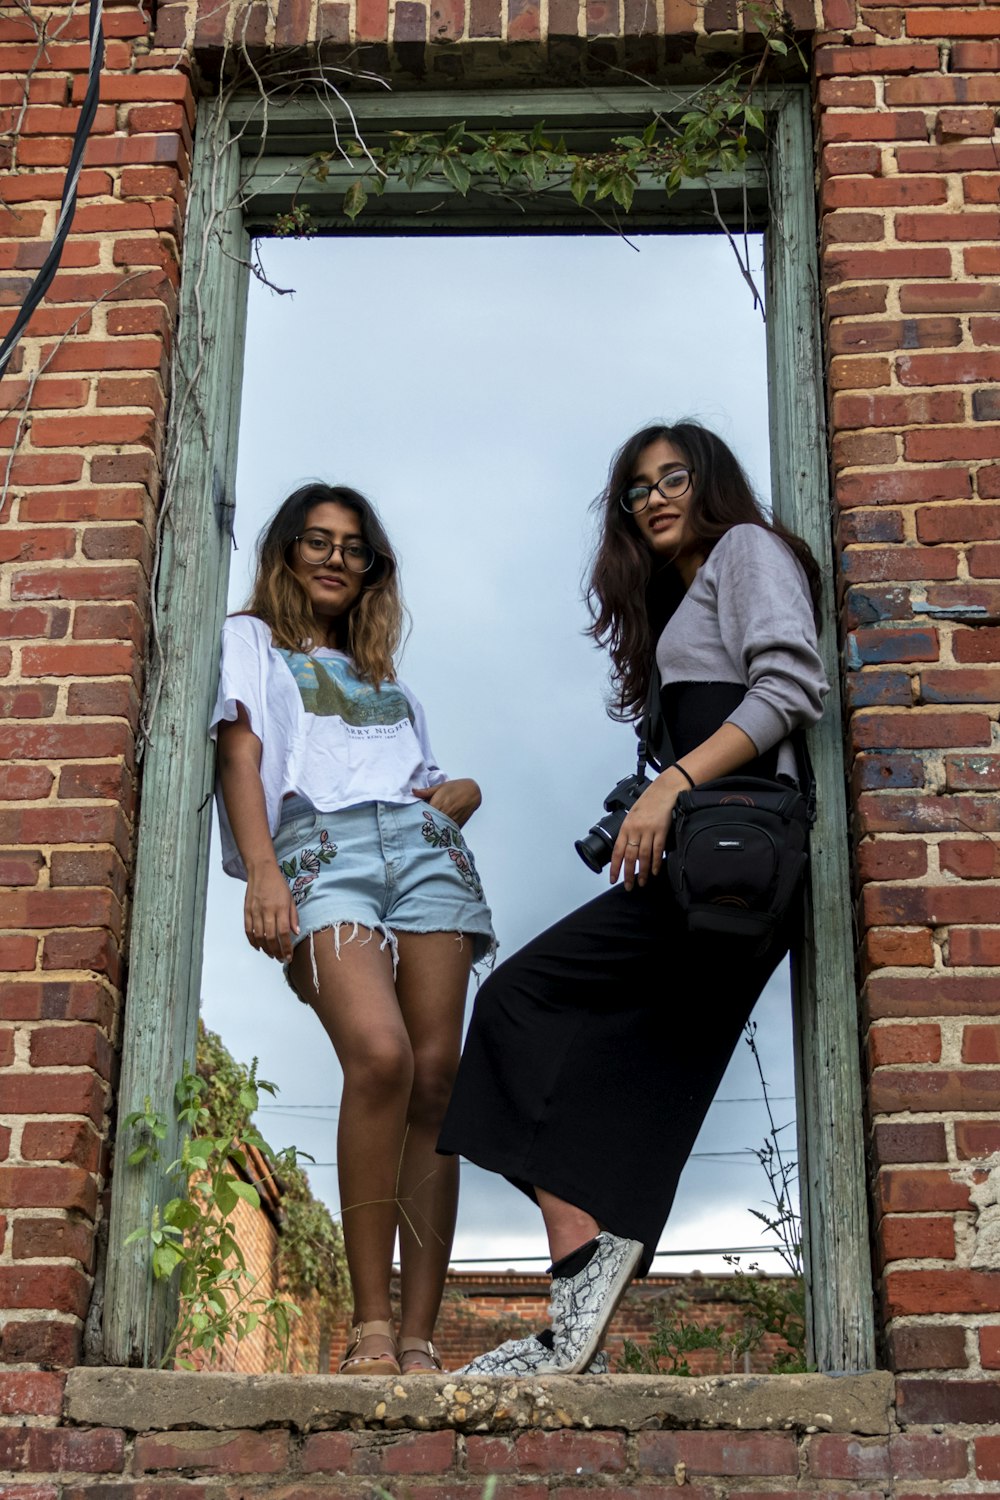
[438,420,827,1376]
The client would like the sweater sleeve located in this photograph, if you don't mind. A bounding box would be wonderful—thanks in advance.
[712,526,828,754]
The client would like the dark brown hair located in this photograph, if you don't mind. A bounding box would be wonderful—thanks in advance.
[586,421,822,721]
[244,482,405,685]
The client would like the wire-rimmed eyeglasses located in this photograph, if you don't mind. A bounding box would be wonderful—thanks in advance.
[620,466,694,514]
[293,532,376,574]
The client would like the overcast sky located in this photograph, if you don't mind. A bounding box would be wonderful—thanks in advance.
[200,230,800,1274]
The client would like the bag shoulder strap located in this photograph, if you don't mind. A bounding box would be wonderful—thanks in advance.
[639,664,818,825]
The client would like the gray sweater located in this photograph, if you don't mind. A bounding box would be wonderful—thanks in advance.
[654,524,828,773]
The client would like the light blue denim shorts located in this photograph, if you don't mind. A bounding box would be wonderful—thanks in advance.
[274,796,496,989]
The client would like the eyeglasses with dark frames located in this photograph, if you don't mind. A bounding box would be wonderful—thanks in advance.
[620,467,694,515]
[293,532,376,574]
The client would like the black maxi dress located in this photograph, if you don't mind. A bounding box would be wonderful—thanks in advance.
[437,682,798,1277]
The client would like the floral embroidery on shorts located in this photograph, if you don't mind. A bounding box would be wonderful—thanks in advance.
[420,811,485,901]
[281,828,337,906]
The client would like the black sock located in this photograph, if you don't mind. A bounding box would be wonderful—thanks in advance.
[549,1237,599,1280]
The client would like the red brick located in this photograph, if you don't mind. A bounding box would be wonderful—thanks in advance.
[909,8,1000,35]
[829,316,962,354]
[839,468,972,507]
[956,1119,1000,1158]
[897,210,1000,242]
[822,143,882,177]
[0,1264,91,1317]
[873,1121,947,1165]
[898,350,1000,385]
[0,935,39,971]
[966,175,1000,205]
[890,1433,970,1479]
[901,282,1000,313]
[825,176,946,209]
[0,768,53,804]
[889,1323,968,1372]
[949,926,1000,964]
[823,110,930,144]
[637,1432,797,1477]
[864,927,935,968]
[967,246,1000,276]
[888,1272,1000,1318]
[30,413,155,449]
[806,1436,889,1480]
[869,1023,941,1066]
[880,1214,956,1262]
[815,41,940,74]
[11,563,147,604]
[857,837,930,880]
[0,1319,81,1366]
[918,504,1000,543]
[0,1428,124,1473]
[514,1432,626,1475]
[827,248,953,284]
[953,40,1000,68]
[853,709,988,749]
[42,928,122,982]
[981,1326,1000,1367]
[0,1071,106,1125]
[834,390,964,428]
[0,528,76,564]
[921,666,1000,702]
[906,426,1000,461]
[12,1217,95,1267]
[962,1023,1000,1062]
[134,1432,288,1474]
[0,1372,65,1416]
[871,1068,1000,1113]
[21,489,149,524]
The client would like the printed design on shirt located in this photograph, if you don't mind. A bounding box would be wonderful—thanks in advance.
[419,811,485,901]
[277,650,415,728]
[280,828,337,906]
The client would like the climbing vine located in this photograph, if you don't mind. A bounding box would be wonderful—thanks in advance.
[277,0,805,231]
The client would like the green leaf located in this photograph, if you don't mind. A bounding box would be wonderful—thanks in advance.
[444,120,466,148]
[127,1144,150,1166]
[744,104,765,134]
[570,160,592,207]
[767,35,788,52]
[441,155,472,195]
[230,1180,261,1209]
[187,1138,213,1161]
[215,1182,238,1217]
[611,175,635,211]
[343,180,368,221]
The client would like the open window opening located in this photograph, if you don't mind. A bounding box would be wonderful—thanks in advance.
[103,85,874,1376]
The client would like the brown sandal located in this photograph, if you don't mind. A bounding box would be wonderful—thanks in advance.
[398,1337,442,1374]
[339,1320,400,1375]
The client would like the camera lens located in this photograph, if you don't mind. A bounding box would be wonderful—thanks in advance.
[575,826,615,872]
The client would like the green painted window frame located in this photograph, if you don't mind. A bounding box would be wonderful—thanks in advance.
[104,83,875,1374]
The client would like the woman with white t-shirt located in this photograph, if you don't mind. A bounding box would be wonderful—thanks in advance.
[212,482,494,1376]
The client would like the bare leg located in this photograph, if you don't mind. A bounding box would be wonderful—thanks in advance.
[393,930,472,1369]
[536,1188,601,1264]
[290,927,411,1365]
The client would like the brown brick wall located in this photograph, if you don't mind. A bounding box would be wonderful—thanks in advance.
[2,0,1000,1482]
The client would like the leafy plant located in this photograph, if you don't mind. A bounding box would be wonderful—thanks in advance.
[619,1018,808,1375]
[276,0,803,233]
[123,1024,347,1370]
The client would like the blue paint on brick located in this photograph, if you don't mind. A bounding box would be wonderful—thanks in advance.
[849,673,912,708]
[855,754,926,789]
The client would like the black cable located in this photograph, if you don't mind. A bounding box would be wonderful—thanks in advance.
[0,0,105,380]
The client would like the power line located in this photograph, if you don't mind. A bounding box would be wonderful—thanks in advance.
[0,0,105,377]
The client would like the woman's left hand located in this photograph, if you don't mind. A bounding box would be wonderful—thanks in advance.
[610,772,684,891]
[413,778,482,827]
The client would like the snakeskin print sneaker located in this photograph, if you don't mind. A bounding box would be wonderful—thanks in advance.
[540,1230,644,1374]
[452,1329,609,1377]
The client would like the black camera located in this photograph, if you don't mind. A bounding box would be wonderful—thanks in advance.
[575,773,651,872]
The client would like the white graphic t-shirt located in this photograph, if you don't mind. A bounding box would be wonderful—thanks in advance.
[211,614,447,879]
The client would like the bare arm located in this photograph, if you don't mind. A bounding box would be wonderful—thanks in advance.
[216,705,299,962]
[610,721,758,891]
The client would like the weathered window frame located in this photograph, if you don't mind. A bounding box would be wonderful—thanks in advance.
[104,83,875,1374]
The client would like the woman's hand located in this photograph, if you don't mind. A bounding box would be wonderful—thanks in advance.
[244,860,300,962]
[413,778,482,827]
[610,771,686,891]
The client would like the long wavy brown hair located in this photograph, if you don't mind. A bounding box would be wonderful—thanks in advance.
[586,421,822,721]
[243,482,404,685]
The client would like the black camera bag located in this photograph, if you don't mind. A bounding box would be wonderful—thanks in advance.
[637,672,816,949]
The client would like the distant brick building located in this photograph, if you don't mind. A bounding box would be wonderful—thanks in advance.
[4,0,1000,1492]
